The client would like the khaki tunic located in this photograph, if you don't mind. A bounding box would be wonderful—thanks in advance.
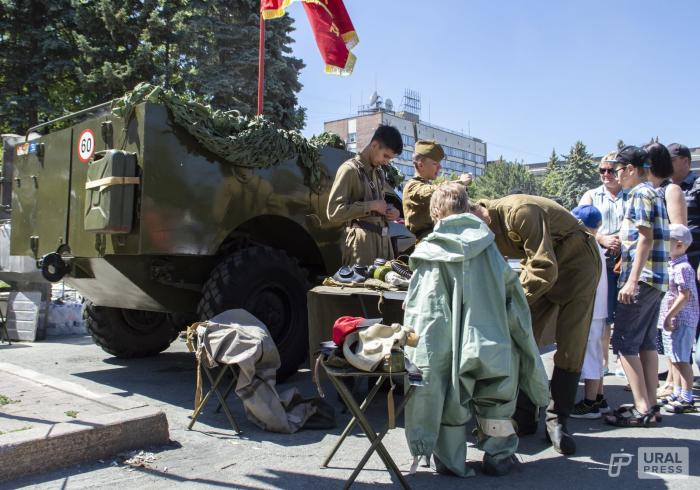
[402,176,437,241]
[327,155,393,266]
[478,195,601,372]
[403,177,468,241]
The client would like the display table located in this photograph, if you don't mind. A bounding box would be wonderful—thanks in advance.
[306,286,407,366]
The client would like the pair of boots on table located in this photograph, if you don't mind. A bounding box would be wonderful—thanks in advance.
[513,367,580,455]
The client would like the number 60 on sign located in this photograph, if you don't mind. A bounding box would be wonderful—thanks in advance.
[77,129,95,163]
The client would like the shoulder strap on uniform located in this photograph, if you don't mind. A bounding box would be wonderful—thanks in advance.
[377,164,386,190]
[349,157,367,184]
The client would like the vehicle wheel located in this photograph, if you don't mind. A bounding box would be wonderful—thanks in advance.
[83,300,180,358]
[197,246,310,381]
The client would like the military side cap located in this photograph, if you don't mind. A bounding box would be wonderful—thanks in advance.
[414,140,445,162]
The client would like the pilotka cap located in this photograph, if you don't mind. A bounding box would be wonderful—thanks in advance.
[414,140,445,162]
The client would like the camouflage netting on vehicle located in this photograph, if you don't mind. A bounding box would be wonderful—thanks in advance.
[382,164,403,189]
[111,83,346,193]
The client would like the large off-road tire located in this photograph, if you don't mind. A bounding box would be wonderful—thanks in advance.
[83,300,180,358]
[197,246,310,381]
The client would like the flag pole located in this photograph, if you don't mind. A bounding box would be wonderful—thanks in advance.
[257,10,265,115]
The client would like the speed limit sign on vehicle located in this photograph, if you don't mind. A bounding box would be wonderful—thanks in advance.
[77,129,95,163]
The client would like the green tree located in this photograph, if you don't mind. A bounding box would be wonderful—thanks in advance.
[470,157,540,199]
[617,139,625,150]
[541,148,563,200]
[184,0,305,128]
[70,0,193,107]
[557,141,598,209]
[0,0,75,133]
[0,0,306,133]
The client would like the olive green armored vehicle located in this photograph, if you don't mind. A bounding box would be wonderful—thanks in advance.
[7,98,412,379]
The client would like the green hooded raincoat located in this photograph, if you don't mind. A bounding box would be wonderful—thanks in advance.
[404,213,549,477]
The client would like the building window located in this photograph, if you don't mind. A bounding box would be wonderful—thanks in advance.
[348,132,357,144]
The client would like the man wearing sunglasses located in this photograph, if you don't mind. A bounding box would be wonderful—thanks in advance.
[605,145,669,427]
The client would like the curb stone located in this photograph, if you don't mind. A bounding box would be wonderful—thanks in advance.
[0,363,170,482]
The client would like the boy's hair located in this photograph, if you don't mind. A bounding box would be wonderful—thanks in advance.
[430,182,469,221]
[371,125,403,155]
[669,223,693,247]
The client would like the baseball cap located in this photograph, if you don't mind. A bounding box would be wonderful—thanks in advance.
[571,204,602,229]
[331,316,381,346]
[669,223,693,247]
[613,145,650,168]
[667,143,691,160]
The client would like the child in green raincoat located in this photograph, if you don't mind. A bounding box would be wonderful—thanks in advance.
[404,182,549,477]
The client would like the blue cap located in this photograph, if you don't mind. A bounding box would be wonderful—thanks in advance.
[572,204,602,229]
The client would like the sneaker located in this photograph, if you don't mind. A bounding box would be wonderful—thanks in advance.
[571,399,601,419]
[657,385,674,398]
[660,394,679,405]
[663,400,698,414]
[598,398,611,414]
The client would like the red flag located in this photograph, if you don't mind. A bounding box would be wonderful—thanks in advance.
[261,0,359,76]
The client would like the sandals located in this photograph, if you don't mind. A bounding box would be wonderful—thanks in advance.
[605,406,657,427]
[613,404,662,423]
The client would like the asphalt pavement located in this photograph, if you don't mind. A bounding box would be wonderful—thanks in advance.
[0,335,698,489]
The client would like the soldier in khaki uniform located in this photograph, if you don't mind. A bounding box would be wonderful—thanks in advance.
[327,125,404,266]
[402,140,472,241]
[471,195,600,456]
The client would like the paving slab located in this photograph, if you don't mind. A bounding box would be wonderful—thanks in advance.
[0,336,698,489]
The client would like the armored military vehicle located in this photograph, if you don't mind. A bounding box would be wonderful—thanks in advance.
[6,92,411,379]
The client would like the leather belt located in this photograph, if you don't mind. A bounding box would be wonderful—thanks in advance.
[350,220,388,236]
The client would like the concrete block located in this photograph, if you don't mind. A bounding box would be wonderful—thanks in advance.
[0,406,169,482]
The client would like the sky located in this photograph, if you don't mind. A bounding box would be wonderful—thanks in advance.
[282,0,700,164]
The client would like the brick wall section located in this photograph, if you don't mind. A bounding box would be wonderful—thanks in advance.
[324,120,348,142]
[356,113,382,150]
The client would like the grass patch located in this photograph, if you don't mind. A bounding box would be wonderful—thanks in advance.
[0,426,32,436]
[0,394,20,406]
[65,410,78,418]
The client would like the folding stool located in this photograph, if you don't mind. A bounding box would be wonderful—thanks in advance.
[186,324,241,434]
[320,355,417,489]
